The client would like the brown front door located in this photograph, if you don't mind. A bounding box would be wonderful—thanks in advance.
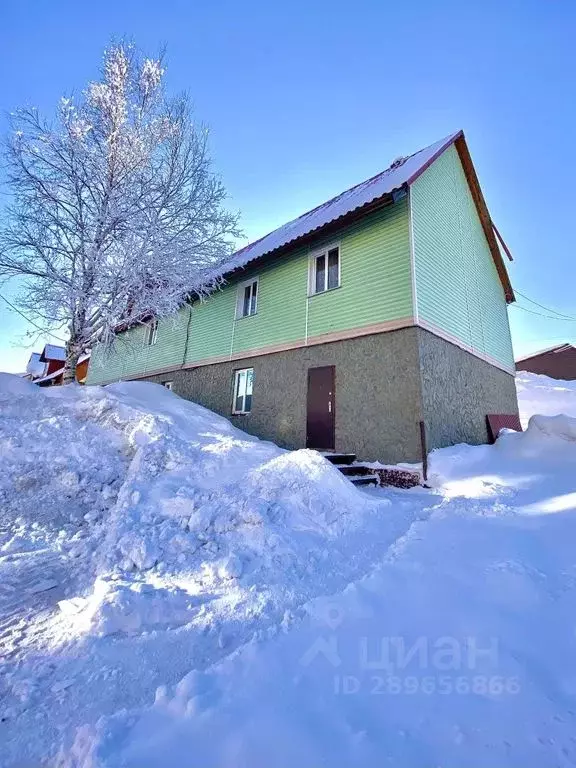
[306,366,335,450]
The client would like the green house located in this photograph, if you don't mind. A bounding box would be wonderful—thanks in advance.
[88,131,518,463]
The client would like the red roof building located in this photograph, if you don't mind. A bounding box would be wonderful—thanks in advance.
[33,345,90,386]
[516,343,576,380]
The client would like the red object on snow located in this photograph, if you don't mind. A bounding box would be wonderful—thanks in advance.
[486,414,523,444]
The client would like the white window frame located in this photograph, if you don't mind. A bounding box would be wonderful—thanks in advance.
[308,243,341,295]
[162,381,173,391]
[146,318,159,346]
[236,277,259,319]
[232,367,254,414]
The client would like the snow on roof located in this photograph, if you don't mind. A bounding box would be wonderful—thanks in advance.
[26,352,47,378]
[40,344,66,363]
[78,351,91,364]
[222,131,463,275]
[516,343,574,363]
[35,366,64,385]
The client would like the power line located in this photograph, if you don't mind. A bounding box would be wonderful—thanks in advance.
[513,289,576,321]
[0,292,68,342]
[511,303,576,322]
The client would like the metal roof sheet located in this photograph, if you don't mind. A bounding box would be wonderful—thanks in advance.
[39,344,66,362]
[516,343,574,363]
[35,366,64,384]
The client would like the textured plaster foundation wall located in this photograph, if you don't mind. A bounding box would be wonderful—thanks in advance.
[416,327,519,451]
[146,328,425,463]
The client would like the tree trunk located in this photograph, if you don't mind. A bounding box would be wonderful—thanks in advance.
[62,336,83,385]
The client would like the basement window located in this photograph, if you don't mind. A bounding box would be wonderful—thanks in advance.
[146,319,158,346]
[237,278,258,318]
[162,381,173,391]
[232,368,253,414]
[310,245,340,294]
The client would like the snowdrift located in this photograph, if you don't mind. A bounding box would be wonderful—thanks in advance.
[60,411,576,768]
[3,371,576,767]
[516,370,576,427]
[0,374,379,638]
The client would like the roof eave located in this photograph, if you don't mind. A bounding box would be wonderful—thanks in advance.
[516,343,573,363]
[221,131,515,305]
[219,192,397,286]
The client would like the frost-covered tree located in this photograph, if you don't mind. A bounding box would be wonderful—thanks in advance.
[0,43,240,382]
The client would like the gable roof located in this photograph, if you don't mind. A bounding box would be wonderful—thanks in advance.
[26,352,46,378]
[516,343,574,363]
[39,344,66,363]
[221,130,515,303]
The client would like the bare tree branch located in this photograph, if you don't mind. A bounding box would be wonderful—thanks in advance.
[0,42,240,382]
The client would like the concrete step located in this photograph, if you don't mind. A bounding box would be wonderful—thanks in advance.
[349,475,379,487]
[337,464,376,477]
[322,452,357,466]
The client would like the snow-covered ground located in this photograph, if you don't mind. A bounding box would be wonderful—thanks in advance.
[516,370,576,427]
[1,371,575,766]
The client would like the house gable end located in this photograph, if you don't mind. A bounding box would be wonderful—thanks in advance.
[410,143,515,373]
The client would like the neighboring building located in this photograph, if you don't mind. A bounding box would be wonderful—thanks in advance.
[516,343,576,380]
[35,344,66,386]
[76,352,91,384]
[32,345,90,386]
[87,130,519,462]
[40,344,66,375]
[23,352,47,381]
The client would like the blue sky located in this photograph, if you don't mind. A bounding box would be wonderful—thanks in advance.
[1,0,575,372]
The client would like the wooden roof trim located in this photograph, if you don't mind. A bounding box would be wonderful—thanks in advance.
[492,221,513,262]
[453,136,515,304]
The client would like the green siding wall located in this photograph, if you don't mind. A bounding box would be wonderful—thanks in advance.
[186,288,235,363]
[88,200,412,383]
[410,144,514,371]
[307,200,412,337]
[192,199,412,362]
[87,308,189,384]
[231,248,308,355]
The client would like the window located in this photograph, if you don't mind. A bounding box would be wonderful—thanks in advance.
[232,368,253,414]
[237,279,258,318]
[146,319,158,346]
[162,381,173,391]
[310,246,340,294]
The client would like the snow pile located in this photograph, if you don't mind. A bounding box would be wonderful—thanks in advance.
[516,370,576,427]
[0,374,379,640]
[58,578,202,637]
[428,411,576,505]
[0,375,127,552]
[85,382,373,599]
[524,412,576,442]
